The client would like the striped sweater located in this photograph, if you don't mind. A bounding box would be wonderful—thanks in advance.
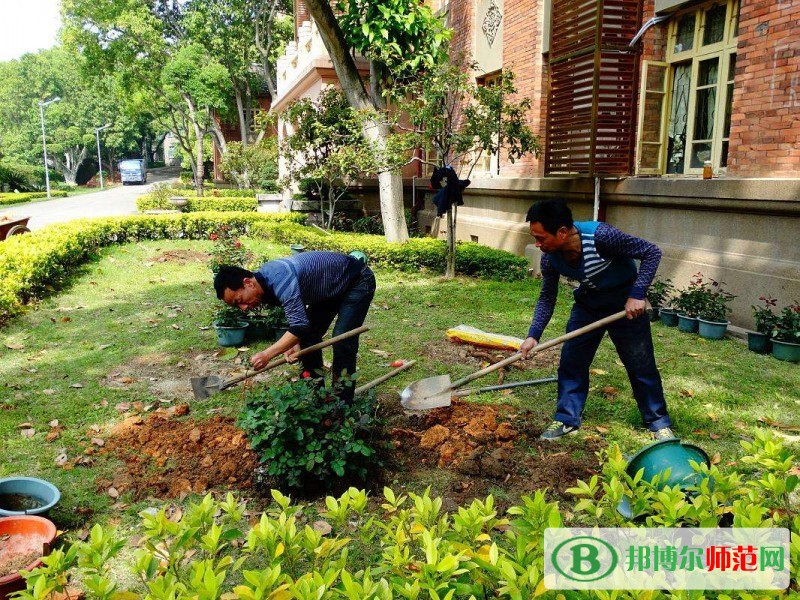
[254,251,363,335]
[527,222,662,340]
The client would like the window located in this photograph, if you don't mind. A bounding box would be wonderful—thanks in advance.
[474,71,502,176]
[637,0,739,175]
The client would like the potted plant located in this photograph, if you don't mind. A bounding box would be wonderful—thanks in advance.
[647,277,674,322]
[673,273,706,333]
[268,306,290,340]
[212,304,249,347]
[749,295,778,353]
[771,303,800,362]
[697,278,735,340]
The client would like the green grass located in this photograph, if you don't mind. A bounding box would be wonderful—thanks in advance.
[1,237,798,529]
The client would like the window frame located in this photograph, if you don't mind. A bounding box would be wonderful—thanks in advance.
[637,0,739,175]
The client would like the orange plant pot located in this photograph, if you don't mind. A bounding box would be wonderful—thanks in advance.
[0,515,57,600]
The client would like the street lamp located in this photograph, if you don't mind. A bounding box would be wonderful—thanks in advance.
[95,124,111,189]
[38,96,61,199]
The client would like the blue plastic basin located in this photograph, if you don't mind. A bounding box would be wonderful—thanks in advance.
[0,477,61,516]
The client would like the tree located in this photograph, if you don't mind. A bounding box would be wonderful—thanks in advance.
[220,138,279,190]
[281,88,376,229]
[300,0,450,243]
[398,59,541,277]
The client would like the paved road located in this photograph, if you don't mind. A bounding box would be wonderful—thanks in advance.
[0,167,181,231]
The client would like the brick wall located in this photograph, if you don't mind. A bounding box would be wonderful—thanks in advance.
[728,0,800,176]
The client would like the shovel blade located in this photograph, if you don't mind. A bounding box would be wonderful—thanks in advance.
[190,375,222,401]
[399,374,453,410]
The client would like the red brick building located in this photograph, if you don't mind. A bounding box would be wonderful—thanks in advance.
[277,0,800,326]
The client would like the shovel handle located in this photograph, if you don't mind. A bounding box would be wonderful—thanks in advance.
[449,310,628,390]
[219,325,370,390]
[355,360,416,394]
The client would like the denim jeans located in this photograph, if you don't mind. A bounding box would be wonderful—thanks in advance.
[298,267,376,402]
[553,287,672,432]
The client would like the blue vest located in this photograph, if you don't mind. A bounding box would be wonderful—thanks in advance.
[548,221,637,292]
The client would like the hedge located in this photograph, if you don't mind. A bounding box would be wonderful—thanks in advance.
[136,193,258,212]
[0,191,69,206]
[0,212,305,324]
[249,221,529,281]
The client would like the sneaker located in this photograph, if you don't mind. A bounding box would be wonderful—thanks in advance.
[540,420,579,441]
[652,427,676,441]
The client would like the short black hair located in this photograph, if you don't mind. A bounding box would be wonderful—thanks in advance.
[525,200,573,234]
[214,265,255,300]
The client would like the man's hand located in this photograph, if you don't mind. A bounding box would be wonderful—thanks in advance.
[284,343,301,362]
[520,336,538,359]
[250,350,274,371]
[625,297,646,319]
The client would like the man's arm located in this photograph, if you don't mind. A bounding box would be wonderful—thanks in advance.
[521,255,559,358]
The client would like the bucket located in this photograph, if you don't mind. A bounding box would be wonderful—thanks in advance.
[659,308,678,327]
[0,478,60,517]
[0,515,58,600]
[617,439,710,519]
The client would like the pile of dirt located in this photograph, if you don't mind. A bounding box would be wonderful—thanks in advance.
[103,408,257,499]
[391,401,519,477]
[149,249,209,264]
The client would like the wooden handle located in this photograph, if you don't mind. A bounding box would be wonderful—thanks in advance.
[355,360,416,394]
[449,310,627,390]
[220,325,370,389]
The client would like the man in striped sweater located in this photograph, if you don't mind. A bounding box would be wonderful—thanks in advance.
[520,200,674,441]
[214,251,375,402]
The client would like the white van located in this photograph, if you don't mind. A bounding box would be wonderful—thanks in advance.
[119,159,147,184]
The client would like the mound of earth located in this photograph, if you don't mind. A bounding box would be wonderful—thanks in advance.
[103,409,257,499]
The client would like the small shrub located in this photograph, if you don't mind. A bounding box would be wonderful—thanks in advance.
[752,295,779,335]
[136,192,258,212]
[239,378,383,490]
[773,303,800,343]
[646,277,674,308]
[697,277,736,322]
[213,303,245,327]
[208,224,254,273]
[674,272,708,317]
[0,191,69,206]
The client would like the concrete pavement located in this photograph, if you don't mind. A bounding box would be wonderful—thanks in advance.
[0,167,181,231]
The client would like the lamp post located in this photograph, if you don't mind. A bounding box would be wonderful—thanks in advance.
[95,124,111,189]
[38,96,61,199]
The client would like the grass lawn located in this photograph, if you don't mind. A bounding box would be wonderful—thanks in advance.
[0,237,798,532]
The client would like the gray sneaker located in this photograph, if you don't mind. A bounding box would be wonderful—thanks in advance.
[540,420,579,441]
[652,427,676,441]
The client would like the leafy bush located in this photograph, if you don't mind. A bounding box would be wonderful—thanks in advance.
[249,304,287,328]
[249,221,528,280]
[0,212,305,325]
[674,272,709,317]
[213,303,246,327]
[239,378,382,489]
[208,224,254,273]
[136,192,258,212]
[219,139,279,191]
[774,303,800,343]
[752,295,779,335]
[16,431,800,600]
[0,191,69,206]
[697,277,736,322]
[646,277,674,308]
[351,209,418,236]
[207,188,258,197]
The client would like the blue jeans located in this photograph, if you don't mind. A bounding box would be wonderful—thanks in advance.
[554,287,671,432]
[299,267,376,402]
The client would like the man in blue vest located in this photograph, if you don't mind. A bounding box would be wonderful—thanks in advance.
[520,200,674,441]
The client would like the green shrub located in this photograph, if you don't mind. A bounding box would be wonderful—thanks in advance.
[0,191,69,205]
[249,221,528,280]
[0,212,305,325]
[239,378,383,489]
[136,193,258,212]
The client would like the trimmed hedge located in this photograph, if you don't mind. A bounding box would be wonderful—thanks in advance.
[136,193,258,212]
[0,191,69,206]
[249,221,529,281]
[0,212,305,324]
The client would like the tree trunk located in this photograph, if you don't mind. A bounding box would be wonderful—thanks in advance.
[445,207,456,278]
[183,94,205,196]
[302,0,408,243]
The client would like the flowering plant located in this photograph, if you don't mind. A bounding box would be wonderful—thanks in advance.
[773,303,800,343]
[751,296,779,335]
[697,276,736,323]
[208,225,253,273]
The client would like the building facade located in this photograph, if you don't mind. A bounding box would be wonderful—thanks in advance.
[276,0,800,327]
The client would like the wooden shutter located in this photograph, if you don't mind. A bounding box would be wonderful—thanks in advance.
[545,0,642,176]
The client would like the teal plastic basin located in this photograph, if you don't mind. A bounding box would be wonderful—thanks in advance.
[0,477,61,516]
[617,439,710,519]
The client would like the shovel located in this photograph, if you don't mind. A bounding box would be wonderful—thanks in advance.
[355,360,416,395]
[400,310,628,410]
[190,325,370,400]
